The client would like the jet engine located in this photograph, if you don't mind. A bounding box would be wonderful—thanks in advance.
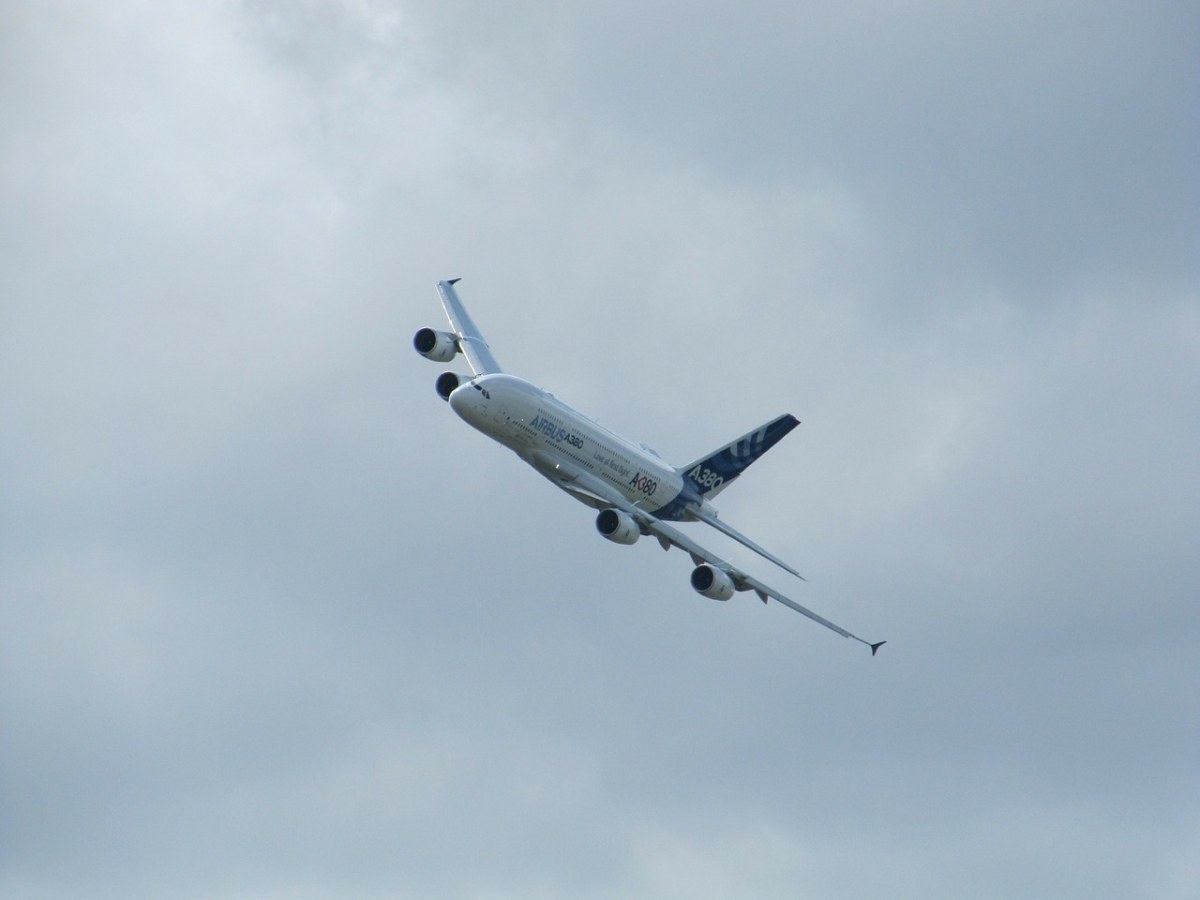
[596,508,640,545]
[436,371,468,401]
[414,327,458,362]
[690,564,735,601]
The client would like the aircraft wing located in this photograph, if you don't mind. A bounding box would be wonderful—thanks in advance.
[634,504,884,654]
[533,455,884,654]
[437,279,502,375]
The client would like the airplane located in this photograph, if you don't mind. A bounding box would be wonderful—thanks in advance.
[415,279,884,655]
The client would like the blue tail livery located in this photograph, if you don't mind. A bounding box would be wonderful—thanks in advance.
[679,414,800,498]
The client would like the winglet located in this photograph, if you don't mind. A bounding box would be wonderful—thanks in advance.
[870,641,886,656]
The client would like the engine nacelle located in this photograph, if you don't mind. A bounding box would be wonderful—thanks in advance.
[436,371,468,401]
[414,327,458,362]
[596,508,640,545]
[690,564,736,601]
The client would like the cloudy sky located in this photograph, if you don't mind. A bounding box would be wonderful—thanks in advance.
[2,1,1197,897]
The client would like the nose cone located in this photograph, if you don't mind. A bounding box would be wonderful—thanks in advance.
[447,382,471,418]
[448,381,486,427]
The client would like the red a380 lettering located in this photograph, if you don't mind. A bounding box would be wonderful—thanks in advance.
[629,472,658,496]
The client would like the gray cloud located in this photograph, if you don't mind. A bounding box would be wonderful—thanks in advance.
[2,1,1197,898]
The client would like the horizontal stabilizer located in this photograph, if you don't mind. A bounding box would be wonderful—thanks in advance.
[689,507,804,579]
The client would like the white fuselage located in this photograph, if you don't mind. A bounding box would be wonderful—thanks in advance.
[448,373,701,519]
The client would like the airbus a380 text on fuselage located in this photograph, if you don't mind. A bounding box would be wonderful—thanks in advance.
[415,279,884,654]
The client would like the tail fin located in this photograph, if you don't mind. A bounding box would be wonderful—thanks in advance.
[678,414,800,498]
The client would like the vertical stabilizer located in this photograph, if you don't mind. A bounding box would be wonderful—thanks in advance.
[678,414,799,498]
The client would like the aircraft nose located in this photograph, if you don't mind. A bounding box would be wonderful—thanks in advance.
[447,382,470,416]
[448,381,483,425]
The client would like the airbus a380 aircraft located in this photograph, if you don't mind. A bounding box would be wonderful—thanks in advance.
[415,279,884,655]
